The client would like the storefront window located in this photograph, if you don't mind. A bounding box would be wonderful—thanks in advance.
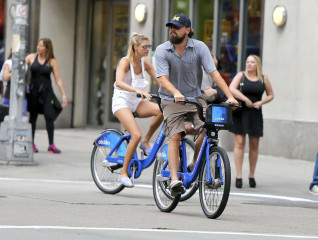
[0,0,6,97]
[88,1,110,126]
[243,0,263,61]
[108,5,129,123]
[219,0,240,85]
[88,1,129,126]
[171,0,190,16]
[195,0,215,50]
[0,0,5,68]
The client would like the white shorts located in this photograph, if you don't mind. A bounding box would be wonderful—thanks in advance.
[112,90,142,114]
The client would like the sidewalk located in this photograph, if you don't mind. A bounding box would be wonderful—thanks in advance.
[0,128,316,199]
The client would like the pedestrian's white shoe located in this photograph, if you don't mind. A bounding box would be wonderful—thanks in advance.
[309,185,318,195]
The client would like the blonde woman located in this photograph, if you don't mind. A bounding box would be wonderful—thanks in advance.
[112,33,163,187]
[229,55,274,188]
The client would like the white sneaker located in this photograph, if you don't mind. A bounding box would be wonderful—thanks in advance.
[309,185,318,195]
[119,176,134,188]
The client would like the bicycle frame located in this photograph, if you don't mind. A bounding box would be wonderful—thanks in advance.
[160,129,224,189]
[95,124,166,179]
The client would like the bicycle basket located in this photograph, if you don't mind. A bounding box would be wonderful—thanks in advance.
[205,104,233,130]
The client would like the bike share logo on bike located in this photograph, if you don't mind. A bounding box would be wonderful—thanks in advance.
[98,138,111,146]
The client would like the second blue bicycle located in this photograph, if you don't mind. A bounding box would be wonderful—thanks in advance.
[90,95,198,201]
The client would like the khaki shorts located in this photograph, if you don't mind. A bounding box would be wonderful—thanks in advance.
[161,96,207,139]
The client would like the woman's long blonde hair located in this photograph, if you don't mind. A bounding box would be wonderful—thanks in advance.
[245,55,263,83]
[127,33,149,64]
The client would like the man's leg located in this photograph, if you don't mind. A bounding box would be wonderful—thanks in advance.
[309,153,318,190]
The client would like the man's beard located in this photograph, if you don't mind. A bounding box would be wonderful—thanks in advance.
[170,32,186,44]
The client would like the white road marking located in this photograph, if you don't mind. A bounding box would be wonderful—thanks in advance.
[0,226,317,239]
[1,177,317,203]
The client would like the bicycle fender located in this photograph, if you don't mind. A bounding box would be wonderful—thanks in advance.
[94,129,127,157]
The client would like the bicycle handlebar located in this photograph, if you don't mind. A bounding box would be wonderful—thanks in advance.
[137,93,162,112]
[136,93,240,121]
[136,93,161,101]
[177,98,240,123]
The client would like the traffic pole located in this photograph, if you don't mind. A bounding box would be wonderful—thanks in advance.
[0,0,34,164]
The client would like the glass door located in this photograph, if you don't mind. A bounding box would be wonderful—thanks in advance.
[87,0,129,126]
[219,0,240,85]
[107,4,129,123]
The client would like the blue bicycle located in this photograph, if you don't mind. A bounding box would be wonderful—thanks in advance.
[153,98,234,219]
[90,95,198,201]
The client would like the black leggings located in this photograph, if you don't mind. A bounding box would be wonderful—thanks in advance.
[29,112,54,145]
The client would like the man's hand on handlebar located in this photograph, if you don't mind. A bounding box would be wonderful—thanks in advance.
[174,92,185,104]
[226,96,239,109]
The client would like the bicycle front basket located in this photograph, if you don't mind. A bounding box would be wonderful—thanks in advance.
[205,104,233,130]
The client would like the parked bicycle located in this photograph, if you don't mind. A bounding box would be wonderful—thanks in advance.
[91,94,198,201]
[153,98,236,219]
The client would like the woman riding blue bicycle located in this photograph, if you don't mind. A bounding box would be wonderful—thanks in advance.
[112,33,163,187]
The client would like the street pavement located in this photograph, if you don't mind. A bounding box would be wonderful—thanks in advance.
[0,127,316,199]
[1,127,318,240]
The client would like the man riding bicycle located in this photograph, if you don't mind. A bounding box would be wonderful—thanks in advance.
[155,14,237,196]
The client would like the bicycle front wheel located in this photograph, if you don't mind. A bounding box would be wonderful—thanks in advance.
[152,158,180,212]
[91,130,125,194]
[199,146,231,219]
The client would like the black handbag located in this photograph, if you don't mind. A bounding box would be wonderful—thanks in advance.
[232,75,245,114]
[51,93,63,121]
[0,104,9,122]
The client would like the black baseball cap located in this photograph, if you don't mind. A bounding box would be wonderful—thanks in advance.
[166,14,191,28]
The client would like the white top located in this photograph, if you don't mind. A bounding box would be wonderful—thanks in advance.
[0,59,28,85]
[0,59,12,84]
[114,57,149,93]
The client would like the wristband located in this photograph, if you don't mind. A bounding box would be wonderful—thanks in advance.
[63,95,67,99]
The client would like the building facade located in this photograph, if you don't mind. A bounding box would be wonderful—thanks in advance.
[2,0,318,161]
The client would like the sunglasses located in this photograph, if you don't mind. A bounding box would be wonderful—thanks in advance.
[141,44,152,50]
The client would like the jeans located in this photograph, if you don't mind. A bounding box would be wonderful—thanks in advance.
[309,153,318,189]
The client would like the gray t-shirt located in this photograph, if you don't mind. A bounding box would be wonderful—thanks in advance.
[155,38,216,100]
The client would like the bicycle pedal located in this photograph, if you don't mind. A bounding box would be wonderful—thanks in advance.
[177,186,186,194]
[156,174,170,182]
[102,160,117,167]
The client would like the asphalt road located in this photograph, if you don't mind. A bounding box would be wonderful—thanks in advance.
[0,128,317,239]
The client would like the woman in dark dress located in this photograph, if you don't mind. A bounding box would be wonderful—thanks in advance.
[26,38,67,153]
[229,55,274,188]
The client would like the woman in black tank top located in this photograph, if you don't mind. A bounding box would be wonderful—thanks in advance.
[229,55,274,189]
[26,38,67,154]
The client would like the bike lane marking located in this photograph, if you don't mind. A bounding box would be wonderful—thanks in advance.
[1,177,317,203]
[0,226,317,239]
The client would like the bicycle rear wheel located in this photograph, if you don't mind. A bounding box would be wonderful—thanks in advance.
[199,146,231,219]
[91,130,125,194]
[153,158,180,212]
